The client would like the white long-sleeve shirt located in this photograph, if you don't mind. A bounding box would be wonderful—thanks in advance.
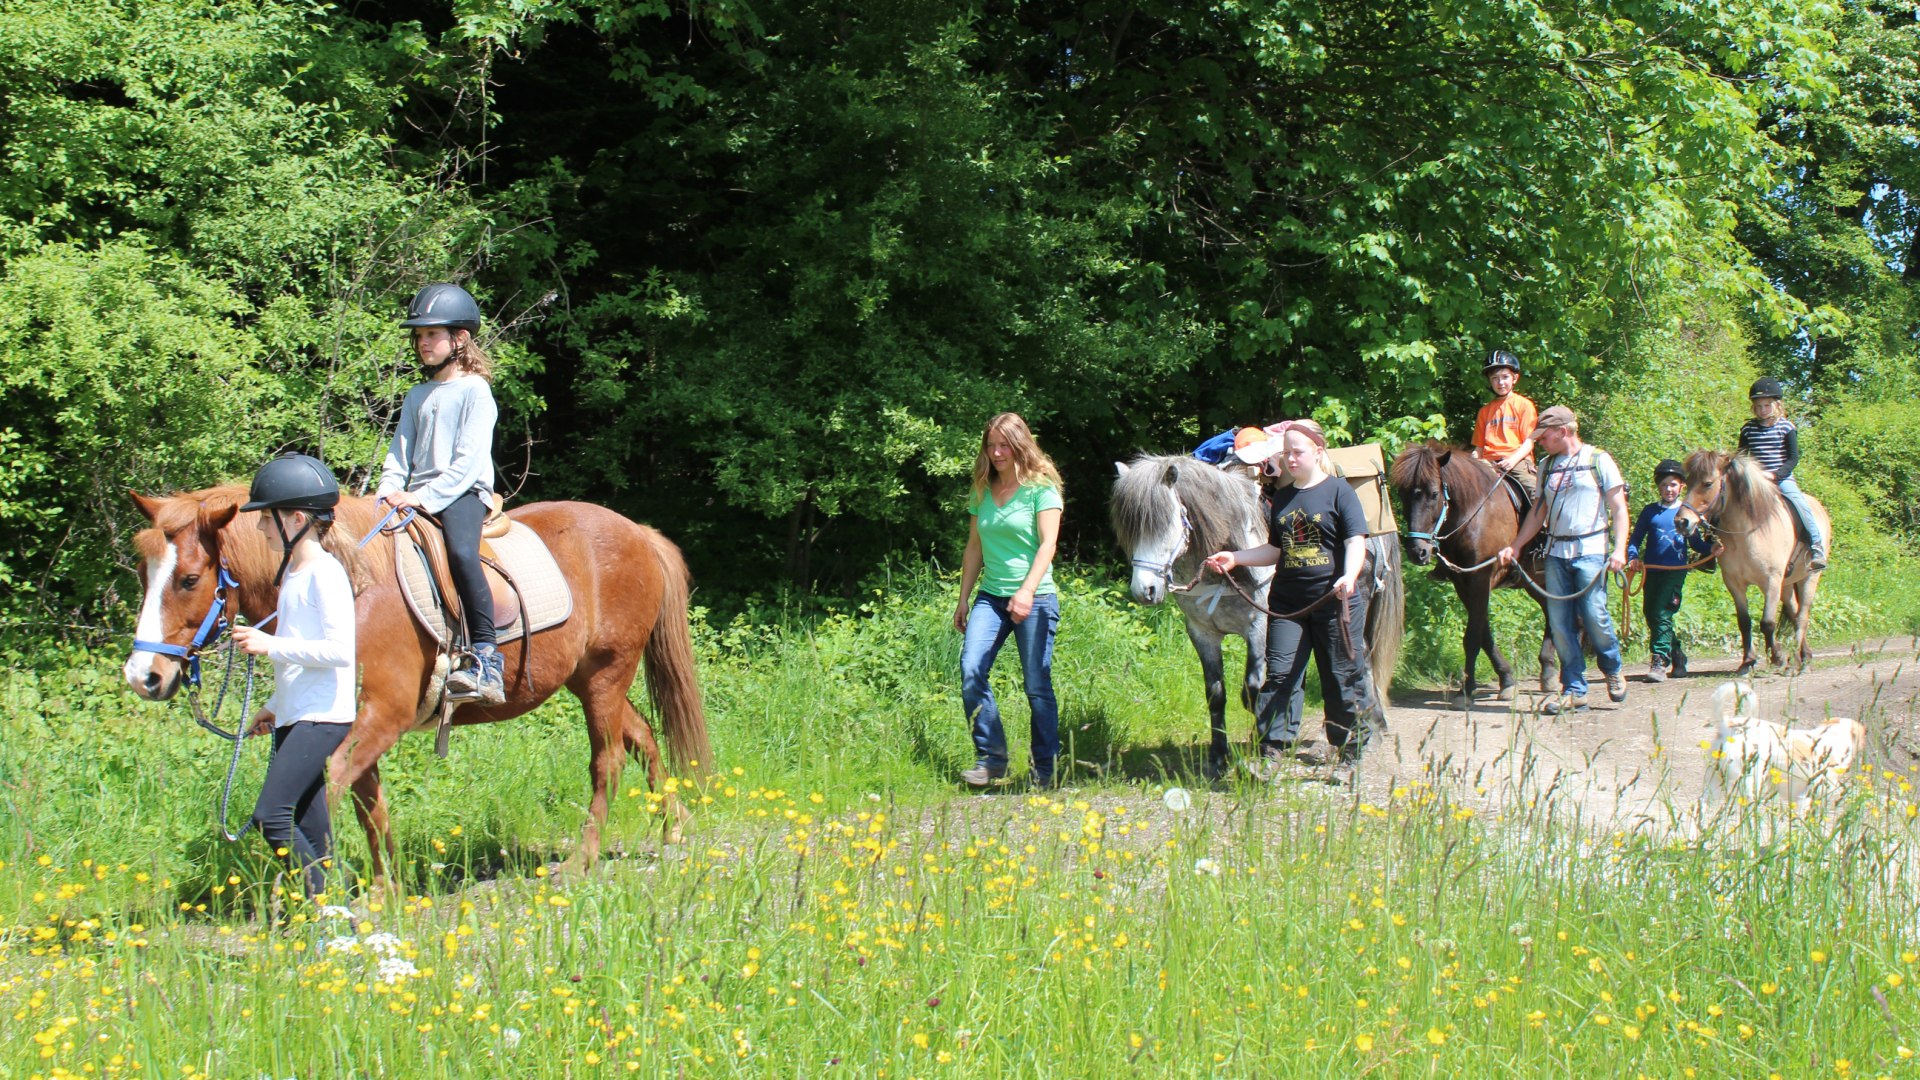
[259,558,358,727]
[374,374,498,514]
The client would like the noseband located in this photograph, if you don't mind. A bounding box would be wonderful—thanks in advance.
[133,565,240,689]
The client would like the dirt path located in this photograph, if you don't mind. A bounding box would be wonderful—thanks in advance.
[1318,636,1920,827]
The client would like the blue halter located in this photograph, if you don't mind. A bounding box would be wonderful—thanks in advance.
[1405,485,1451,544]
[133,565,240,688]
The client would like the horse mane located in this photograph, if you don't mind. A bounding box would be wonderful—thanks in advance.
[1388,441,1498,503]
[135,484,394,585]
[1721,452,1788,523]
[1111,454,1261,558]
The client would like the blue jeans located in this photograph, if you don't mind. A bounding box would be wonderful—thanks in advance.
[1776,477,1825,554]
[1545,554,1622,696]
[960,592,1060,778]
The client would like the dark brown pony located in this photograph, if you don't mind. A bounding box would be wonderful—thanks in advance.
[1389,442,1570,706]
[122,486,710,889]
[1677,450,1829,672]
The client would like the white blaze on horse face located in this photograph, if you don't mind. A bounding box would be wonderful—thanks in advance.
[123,541,178,693]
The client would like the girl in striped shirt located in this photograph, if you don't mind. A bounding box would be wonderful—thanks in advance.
[1739,377,1826,570]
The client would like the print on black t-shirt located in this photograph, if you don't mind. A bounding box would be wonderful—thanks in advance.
[1264,479,1367,606]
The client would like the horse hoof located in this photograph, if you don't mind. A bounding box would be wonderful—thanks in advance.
[1538,674,1555,694]
[1496,685,1517,702]
[1449,693,1472,711]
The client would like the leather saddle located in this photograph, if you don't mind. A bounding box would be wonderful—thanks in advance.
[401,495,526,642]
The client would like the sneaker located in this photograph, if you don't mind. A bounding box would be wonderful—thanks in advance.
[1027,769,1059,790]
[1541,693,1589,715]
[960,763,1007,788]
[1645,658,1668,684]
[445,644,507,706]
[1295,742,1337,767]
[1605,670,1628,703]
[445,649,484,699]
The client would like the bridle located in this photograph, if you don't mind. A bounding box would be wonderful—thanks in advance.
[133,556,274,840]
[1406,483,1451,545]
[1130,503,1201,592]
[133,564,241,694]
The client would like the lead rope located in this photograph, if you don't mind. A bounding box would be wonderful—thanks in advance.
[189,611,276,842]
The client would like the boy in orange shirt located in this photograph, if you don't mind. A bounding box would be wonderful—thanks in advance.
[1471,349,1538,494]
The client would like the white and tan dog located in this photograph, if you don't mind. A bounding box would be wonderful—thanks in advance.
[1703,681,1793,805]
[1784,714,1869,809]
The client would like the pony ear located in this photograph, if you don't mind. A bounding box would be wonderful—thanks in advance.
[1436,450,1452,468]
[129,490,164,522]
[1160,462,1180,486]
[198,502,239,535]
[1114,461,1131,477]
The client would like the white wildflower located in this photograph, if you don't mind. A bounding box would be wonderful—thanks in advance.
[323,936,359,955]
[1163,787,1193,813]
[362,932,404,955]
[1193,857,1222,876]
[501,1027,523,1050]
[376,956,418,984]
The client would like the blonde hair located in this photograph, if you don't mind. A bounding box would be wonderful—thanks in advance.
[452,331,494,381]
[967,412,1063,506]
[1753,396,1785,421]
[312,516,373,596]
[1263,418,1333,481]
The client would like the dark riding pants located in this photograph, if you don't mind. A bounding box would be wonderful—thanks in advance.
[439,491,496,648]
[252,721,351,900]
[1254,576,1383,755]
[1641,569,1687,664]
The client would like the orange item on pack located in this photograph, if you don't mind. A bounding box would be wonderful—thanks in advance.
[1473,392,1537,459]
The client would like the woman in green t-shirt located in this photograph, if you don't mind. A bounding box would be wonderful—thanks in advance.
[953,413,1065,788]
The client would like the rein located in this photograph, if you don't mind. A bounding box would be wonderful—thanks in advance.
[1432,548,1616,604]
[135,563,278,841]
[1130,490,1355,653]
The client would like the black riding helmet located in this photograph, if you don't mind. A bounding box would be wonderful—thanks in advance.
[1749,376,1785,400]
[400,283,482,333]
[1654,459,1686,483]
[240,454,340,512]
[1483,349,1521,376]
[241,454,339,585]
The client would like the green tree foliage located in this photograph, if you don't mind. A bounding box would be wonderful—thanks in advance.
[0,0,491,615]
[0,0,1895,623]
[477,0,1836,586]
[1742,0,1920,398]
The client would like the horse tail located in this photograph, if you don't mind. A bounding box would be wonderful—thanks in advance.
[641,528,713,778]
[1365,535,1404,699]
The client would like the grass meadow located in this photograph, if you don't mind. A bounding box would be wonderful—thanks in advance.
[7,564,1920,1077]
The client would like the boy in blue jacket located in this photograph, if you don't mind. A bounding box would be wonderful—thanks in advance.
[1626,459,1714,683]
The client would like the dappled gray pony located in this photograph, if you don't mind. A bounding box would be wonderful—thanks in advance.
[1112,455,1403,775]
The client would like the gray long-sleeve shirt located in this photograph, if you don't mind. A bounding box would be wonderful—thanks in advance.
[375,374,498,514]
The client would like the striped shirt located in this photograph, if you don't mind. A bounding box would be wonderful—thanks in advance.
[1738,418,1799,481]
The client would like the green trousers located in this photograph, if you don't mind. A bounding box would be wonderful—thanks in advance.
[1641,569,1688,663]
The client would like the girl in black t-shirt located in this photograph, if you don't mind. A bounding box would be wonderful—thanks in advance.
[1205,421,1385,784]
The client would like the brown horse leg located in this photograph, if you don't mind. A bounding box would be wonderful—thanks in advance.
[1731,586,1756,675]
[1759,577,1786,669]
[346,765,400,900]
[622,701,689,845]
[328,722,406,898]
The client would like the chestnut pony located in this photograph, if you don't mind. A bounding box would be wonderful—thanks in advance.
[121,486,710,889]
[1676,450,1828,673]
[1389,442,1580,706]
